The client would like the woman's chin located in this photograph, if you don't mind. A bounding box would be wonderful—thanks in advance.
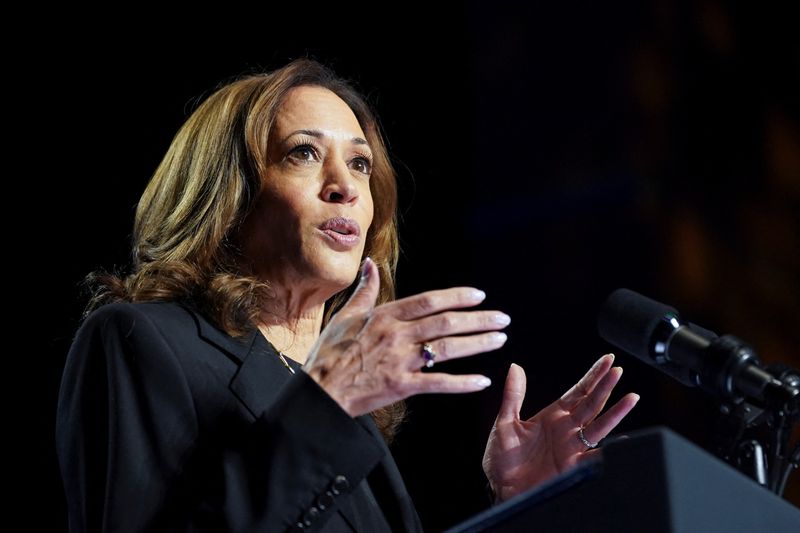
[319,250,362,276]
[312,258,361,291]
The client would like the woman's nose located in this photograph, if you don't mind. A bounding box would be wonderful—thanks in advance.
[321,160,359,204]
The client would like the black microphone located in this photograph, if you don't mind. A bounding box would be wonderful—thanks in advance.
[597,288,798,408]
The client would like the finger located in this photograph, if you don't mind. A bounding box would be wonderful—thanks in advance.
[411,372,493,394]
[559,354,615,409]
[497,363,526,423]
[410,310,511,341]
[407,331,508,370]
[578,448,603,462]
[582,392,640,443]
[386,287,488,320]
[339,257,380,316]
[570,366,623,424]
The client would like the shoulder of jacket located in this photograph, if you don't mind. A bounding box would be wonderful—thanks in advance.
[84,299,190,319]
[80,300,197,335]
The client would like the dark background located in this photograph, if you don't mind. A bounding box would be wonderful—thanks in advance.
[37,2,798,530]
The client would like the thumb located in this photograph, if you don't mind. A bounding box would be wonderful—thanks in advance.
[342,257,380,314]
[497,363,526,424]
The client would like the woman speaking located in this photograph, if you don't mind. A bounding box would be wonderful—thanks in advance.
[55,58,639,532]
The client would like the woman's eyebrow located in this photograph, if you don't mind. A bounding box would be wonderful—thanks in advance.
[283,129,370,147]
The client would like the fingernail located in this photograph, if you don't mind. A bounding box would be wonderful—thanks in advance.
[474,376,492,388]
[632,393,641,402]
[471,289,486,301]
[360,257,372,282]
[491,332,508,344]
[493,313,511,326]
[595,353,613,366]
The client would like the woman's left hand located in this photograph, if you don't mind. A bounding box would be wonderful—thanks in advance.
[482,354,639,503]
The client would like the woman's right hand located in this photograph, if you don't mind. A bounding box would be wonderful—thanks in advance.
[302,257,510,417]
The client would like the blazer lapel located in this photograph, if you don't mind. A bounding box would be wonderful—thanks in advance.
[182,303,295,419]
[229,332,296,419]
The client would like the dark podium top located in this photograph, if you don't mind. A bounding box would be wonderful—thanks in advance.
[448,426,800,533]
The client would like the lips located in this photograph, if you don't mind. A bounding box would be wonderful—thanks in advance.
[319,217,361,236]
[318,217,361,248]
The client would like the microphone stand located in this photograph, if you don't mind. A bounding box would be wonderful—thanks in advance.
[713,364,800,496]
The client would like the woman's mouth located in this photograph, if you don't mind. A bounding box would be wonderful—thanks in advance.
[318,217,361,248]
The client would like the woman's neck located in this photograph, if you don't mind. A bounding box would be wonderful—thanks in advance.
[256,287,327,365]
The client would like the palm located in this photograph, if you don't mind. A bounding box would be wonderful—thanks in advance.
[485,400,587,495]
[483,355,639,503]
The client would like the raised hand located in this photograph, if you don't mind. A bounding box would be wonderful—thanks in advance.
[303,257,510,417]
[482,355,640,503]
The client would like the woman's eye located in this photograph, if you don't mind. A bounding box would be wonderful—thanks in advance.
[352,157,372,175]
[289,144,317,163]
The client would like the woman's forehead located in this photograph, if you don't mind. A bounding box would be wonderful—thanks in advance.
[274,86,367,142]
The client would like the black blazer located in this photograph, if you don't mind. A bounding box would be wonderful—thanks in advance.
[56,300,424,532]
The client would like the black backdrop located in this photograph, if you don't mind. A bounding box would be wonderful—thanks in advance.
[37,3,798,531]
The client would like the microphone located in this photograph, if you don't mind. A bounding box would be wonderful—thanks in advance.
[597,288,798,408]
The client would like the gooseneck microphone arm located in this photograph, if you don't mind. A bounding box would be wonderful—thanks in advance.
[597,288,799,496]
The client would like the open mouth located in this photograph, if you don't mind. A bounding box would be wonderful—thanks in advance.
[318,217,361,247]
[319,217,361,237]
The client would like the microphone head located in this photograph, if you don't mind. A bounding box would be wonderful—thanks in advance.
[597,288,679,360]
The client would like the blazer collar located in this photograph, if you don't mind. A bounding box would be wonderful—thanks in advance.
[181,302,298,419]
[180,302,260,365]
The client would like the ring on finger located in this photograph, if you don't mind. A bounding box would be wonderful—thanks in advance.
[421,342,437,368]
[578,426,599,449]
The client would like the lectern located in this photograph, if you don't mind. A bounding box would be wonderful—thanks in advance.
[447,427,799,532]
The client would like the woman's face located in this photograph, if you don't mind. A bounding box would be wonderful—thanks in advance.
[239,85,375,298]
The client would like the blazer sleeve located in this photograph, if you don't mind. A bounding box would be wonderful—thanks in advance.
[56,303,386,533]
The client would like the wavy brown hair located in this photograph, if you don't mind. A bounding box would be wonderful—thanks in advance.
[84,58,405,442]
